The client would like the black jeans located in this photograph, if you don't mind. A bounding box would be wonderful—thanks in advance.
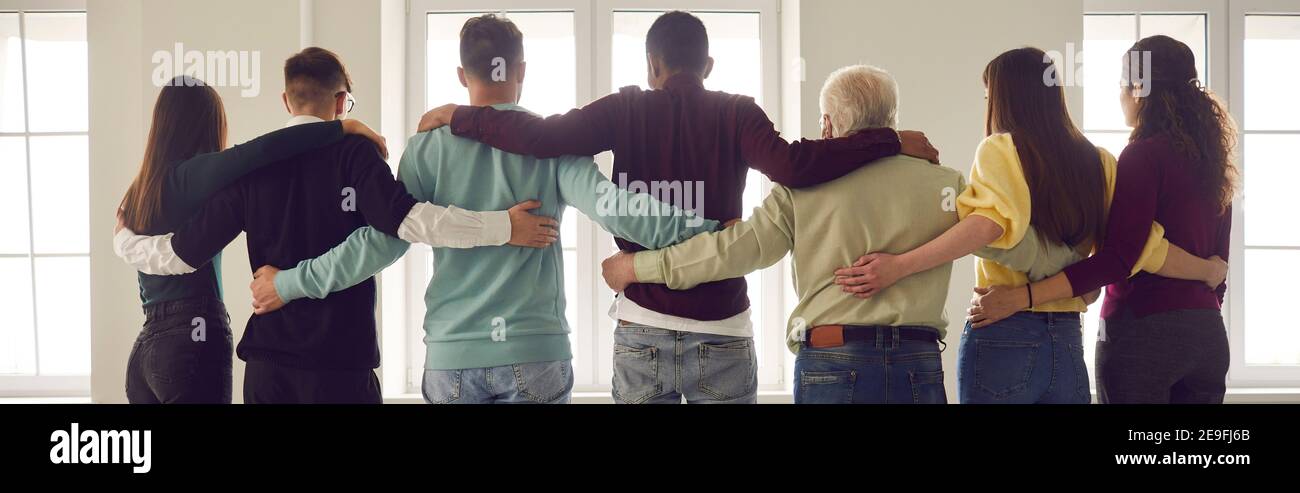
[1096,309,1229,404]
[244,360,382,404]
[126,297,233,404]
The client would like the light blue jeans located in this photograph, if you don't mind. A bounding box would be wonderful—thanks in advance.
[612,322,758,404]
[421,359,574,404]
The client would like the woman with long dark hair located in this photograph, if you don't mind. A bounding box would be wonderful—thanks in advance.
[118,75,386,403]
[970,36,1236,404]
[832,47,1222,404]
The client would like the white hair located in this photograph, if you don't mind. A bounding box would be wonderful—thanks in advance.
[818,64,899,137]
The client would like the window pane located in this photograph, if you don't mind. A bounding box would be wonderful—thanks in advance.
[22,13,87,133]
[426,12,577,118]
[0,13,24,132]
[1245,15,1300,130]
[1083,14,1135,130]
[34,256,90,375]
[1245,249,1300,366]
[0,136,30,254]
[0,257,35,375]
[29,135,88,253]
[1140,14,1207,86]
[1243,134,1300,247]
[611,11,762,105]
[1084,131,1130,159]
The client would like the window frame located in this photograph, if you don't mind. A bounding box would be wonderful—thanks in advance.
[0,0,88,397]
[400,0,787,396]
[1227,0,1300,385]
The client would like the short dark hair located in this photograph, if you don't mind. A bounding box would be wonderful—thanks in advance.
[646,11,709,74]
[284,47,352,108]
[459,14,524,82]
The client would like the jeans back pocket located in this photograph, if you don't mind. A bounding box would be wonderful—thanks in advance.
[422,369,463,404]
[697,340,757,402]
[512,360,574,403]
[909,369,948,404]
[612,344,663,404]
[973,339,1039,400]
[796,370,856,404]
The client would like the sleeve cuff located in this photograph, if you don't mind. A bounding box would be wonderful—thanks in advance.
[1135,237,1171,276]
[112,227,134,258]
[633,251,667,284]
[968,209,1019,249]
[274,266,309,302]
[481,210,511,246]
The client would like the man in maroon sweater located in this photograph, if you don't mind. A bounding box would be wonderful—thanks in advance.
[418,11,939,404]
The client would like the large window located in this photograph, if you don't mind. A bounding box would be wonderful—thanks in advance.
[1085,0,1300,386]
[1234,2,1300,379]
[402,0,784,396]
[0,5,88,395]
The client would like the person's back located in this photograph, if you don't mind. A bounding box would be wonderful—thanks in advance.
[626,152,966,404]
[405,105,578,371]
[784,156,963,342]
[234,134,406,369]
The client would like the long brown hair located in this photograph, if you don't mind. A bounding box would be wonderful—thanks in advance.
[984,47,1107,248]
[1125,35,1238,213]
[120,76,228,234]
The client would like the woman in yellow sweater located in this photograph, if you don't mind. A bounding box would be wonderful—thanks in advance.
[832,48,1224,404]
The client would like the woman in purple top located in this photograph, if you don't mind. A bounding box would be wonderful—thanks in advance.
[970,35,1237,403]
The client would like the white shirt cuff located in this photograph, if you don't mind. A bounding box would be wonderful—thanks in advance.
[113,227,197,275]
[397,202,509,248]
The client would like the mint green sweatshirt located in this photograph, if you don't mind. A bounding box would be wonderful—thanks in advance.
[273,104,718,370]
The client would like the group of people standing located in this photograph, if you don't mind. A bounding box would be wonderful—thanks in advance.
[113,10,1235,405]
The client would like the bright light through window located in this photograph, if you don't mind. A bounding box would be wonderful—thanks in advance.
[0,11,89,377]
[1243,15,1300,366]
[426,11,577,118]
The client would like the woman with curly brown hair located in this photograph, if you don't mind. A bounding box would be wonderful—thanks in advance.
[970,35,1238,403]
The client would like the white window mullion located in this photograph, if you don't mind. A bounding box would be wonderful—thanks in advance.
[17,9,41,376]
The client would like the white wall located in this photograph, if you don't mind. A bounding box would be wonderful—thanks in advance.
[793,0,1085,398]
[87,0,403,403]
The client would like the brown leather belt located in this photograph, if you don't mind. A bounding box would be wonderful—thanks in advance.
[806,325,939,349]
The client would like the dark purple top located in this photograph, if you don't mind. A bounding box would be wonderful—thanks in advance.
[451,73,902,321]
[1062,137,1231,320]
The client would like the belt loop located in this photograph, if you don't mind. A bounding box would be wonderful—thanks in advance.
[891,327,900,349]
[874,326,883,350]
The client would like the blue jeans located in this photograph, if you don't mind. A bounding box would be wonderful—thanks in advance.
[793,329,947,404]
[612,323,758,404]
[957,312,1090,404]
[421,360,573,404]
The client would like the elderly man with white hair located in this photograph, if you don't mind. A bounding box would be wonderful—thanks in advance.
[600,65,1076,404]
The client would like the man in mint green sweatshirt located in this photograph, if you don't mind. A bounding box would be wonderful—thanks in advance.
[246,14,717,404]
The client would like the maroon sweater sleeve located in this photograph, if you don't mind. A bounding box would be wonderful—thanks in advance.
[1062,142,1162,296]
[1214,204,1232,303]
[735,98,901,188]
[450,94,622,159]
